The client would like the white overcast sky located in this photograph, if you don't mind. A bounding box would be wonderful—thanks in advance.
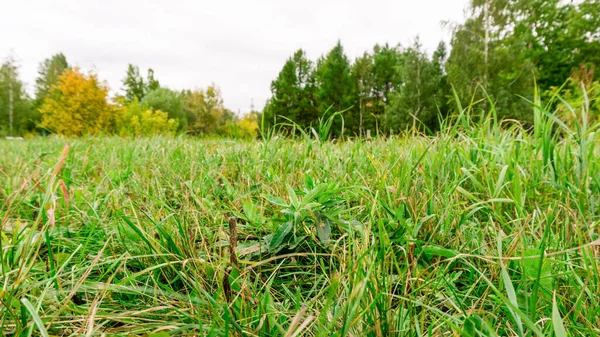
[1,0,469,114]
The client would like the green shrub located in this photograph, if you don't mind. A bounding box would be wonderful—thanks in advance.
[116,98,178,136]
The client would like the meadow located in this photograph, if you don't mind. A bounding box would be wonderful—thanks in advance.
[1,108,600,336]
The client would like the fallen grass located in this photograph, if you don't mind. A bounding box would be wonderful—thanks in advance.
[1,106,600,336]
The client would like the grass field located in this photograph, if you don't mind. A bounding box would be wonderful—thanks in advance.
[1,110,600,336]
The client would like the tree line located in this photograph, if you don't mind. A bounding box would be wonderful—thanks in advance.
[0,55,258,137]
[263,0,600,136]
[1,0,599,138]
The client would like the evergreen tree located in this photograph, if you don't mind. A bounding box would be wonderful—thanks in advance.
[35,53,69,109]
[264,49,318,131]
[385,40,442,133]
[358,43,404,134]
[315,41,357,136]
[264,57,296,129]
[432,41,451,126]
[351,52,374,136]
[371,44,403,107]
[292,50,319,128]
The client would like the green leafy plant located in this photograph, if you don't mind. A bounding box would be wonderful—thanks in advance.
[264,180,348,252]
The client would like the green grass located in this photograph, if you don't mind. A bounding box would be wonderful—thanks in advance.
[1,106,600,336]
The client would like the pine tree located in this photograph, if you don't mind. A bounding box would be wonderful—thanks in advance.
[371,44,403,108]
[432,41,451,126]
[364,44,404,135]
[385,40,442,133]
[266,54,299,129]
[315,41,357,136]
[351,52,374,136]
[264,49,318,131]
[35,53,69,109]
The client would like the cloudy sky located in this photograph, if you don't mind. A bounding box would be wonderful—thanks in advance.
[1,0,469,114]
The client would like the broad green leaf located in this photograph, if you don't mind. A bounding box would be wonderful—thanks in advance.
[263,195,289,208]
[270,221,293,250]
[316,217,331,246]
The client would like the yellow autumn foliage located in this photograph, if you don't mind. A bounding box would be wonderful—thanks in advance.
[39,68,116,136]
[220,112,259,139]
[116,98,178,136]
[236,112,259,138]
